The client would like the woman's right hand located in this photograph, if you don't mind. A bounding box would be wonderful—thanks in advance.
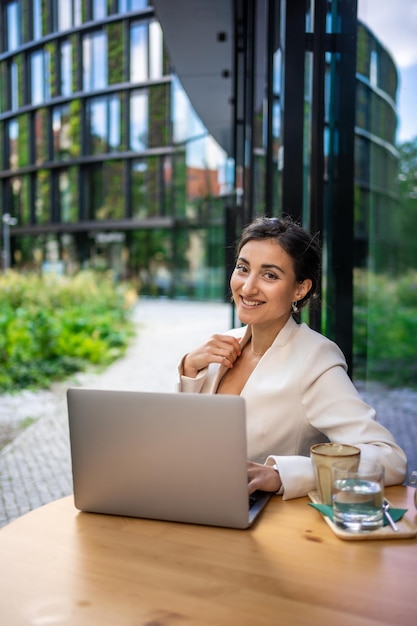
[182,334,242,378]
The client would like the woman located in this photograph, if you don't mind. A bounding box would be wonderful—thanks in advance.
[178,216,407,499]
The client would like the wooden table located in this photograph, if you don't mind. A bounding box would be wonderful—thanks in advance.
[0,486,416,626]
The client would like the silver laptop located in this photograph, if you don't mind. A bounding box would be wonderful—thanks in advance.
[67,388,271,529]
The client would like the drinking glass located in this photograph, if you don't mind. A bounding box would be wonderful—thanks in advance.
[332,460,384,532]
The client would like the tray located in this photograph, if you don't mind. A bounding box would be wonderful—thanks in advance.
[308,490,417,541]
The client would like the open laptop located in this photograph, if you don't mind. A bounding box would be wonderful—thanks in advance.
[67,388,272,529]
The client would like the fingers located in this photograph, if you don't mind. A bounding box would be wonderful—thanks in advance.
[184,335,242,376]
[206,335,242,368]
[247,461,281,494]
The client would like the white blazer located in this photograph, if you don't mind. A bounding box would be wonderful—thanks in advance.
[178,316,407,499]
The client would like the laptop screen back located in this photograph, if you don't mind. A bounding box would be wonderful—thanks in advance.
[67,388,258,528]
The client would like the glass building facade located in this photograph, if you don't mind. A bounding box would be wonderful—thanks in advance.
[0,0,231,299]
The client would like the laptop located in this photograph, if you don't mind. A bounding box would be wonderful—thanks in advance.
[67,388,272,529]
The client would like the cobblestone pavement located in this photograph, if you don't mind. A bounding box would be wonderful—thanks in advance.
[1,299,416,528]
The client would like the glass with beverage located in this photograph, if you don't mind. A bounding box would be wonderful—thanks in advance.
[332,460,384,532]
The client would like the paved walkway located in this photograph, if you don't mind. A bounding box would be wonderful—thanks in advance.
[1,299,416,528]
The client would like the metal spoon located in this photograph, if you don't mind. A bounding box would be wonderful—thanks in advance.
[383,499,399,532]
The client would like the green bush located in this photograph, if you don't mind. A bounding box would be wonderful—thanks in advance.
[0,271,136,393]
[353,269,417,387]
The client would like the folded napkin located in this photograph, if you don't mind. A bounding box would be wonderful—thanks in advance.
[309,503,408,527]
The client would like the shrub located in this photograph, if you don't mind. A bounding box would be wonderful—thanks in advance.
[0,271,135,393]
[353,269,417,387]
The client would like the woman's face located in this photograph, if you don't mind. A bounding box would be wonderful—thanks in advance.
[230,238,311,329]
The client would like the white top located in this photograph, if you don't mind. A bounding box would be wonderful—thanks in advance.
[178,316,407,499]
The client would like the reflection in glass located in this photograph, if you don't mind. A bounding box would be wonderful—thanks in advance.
[87,97,107,154]
[83,31,108,91]
[92,0,107,20]
[131,155,174,219]
[354,3,417,393]
[172,75,205,145]
[35,169,51,224]
[60,39,73,96]
[130,90,148,151]
[34,108,49,164]
[9,175,30,225]
[149,21,163,80]
[6,1,21,51]
[84,163,124,220]
[31,49,51,105]
[109,95,121,151]
[86,95,121,154]
[33,0,43,39]
[8,119,18,170]
[130,22,148,83]
[53,104,72,160]
[118,0,148,13]
[57,0,72,31]
[10,61,19,110]
[59,168,78,222]
[56,0,82,31]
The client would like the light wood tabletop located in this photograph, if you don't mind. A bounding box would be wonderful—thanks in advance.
[0,486,416,626]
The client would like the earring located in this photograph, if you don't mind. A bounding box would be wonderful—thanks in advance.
[291,301,299,313]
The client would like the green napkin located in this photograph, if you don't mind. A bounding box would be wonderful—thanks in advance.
[308,503,408,526]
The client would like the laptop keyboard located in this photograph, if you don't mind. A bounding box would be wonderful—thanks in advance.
[249,490,266,510]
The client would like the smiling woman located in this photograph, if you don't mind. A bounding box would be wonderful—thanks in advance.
[177,215,407,501]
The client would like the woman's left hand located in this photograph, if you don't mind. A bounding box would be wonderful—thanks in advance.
[247,461,281,495]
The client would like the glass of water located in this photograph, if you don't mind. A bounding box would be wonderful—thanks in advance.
[332,460,384,532]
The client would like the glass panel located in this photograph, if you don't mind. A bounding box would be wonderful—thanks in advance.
[6,114,30,168]
[0,64,6,113]
[56,0,82,30]
[35,169,51,224]
[84,162,124,220]
[33,0,43,39]
[7,119,18,170]
[131,157,162,218]
[149,21,163,80]
[354,2,417,397]
[172,226,225,300]
[10,61,19,110]
[130,228,172,297]
[92,0,107,20]
[34,108,49,164]
[109,94,121,151]
[6,1,21,51]
[171,75,207,145]
[102,160,124,219]
[52,104,72,160]
[129,155,172,220]
[130,22,148,83]
[9,175,30,225]
[130,90,148,151]
[57,0,72,31]
[86,97,108,154]
[148,83,169,147]
[60,39,73,96]
[119,0,148,11]
[67,98,82,157]
[108,21,125,84]
[83,31,108,91]
[0,122,3,170]
[84,164,103,220]
[31,49,50,104]
[86,94,122,153]
[59,167,78,222]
